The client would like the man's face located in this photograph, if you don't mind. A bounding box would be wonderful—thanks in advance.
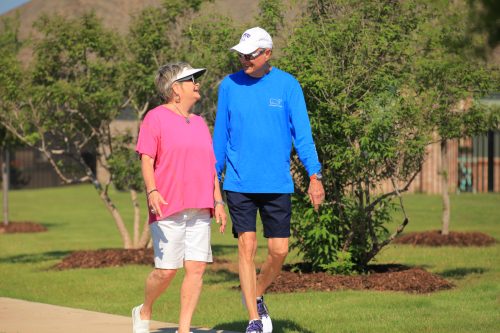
[238,48,271,78]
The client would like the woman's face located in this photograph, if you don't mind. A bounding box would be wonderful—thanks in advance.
[175,75,201,103]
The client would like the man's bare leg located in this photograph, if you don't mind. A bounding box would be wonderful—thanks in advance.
[238,231,259,320]
[256,238,289,297]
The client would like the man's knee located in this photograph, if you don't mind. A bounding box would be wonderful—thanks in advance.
[269,246,288,259]
[268,239,289,260]
[238,233,257,259]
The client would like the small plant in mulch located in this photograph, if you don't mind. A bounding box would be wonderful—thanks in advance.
[393,230,497,247]
[0,222,47,234]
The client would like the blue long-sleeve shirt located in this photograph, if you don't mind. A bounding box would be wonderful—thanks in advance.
[213,68,321,193]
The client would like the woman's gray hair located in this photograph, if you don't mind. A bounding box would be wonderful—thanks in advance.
[155,62,192,102]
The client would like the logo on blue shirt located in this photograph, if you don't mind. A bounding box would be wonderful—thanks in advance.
[269,98,283,108]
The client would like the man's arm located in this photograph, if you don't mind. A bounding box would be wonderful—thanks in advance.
[288,80,325,210]
[213,81,229,181]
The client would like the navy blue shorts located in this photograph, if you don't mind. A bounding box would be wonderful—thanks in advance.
[225,191,291,238]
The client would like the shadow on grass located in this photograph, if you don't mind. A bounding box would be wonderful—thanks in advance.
[439,267,487,279]
[152,326,241,333]
[205,268,239,284]
[0,251,71,264]
[39,222,59,228]
[211,244,238,257]
[211,243,268,258]
[211,319,314,333]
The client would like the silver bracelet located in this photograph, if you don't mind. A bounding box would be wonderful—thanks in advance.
[214,200,225,207]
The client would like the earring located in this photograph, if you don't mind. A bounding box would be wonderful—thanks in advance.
[174,94,180,103]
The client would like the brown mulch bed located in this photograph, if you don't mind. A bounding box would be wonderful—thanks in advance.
[54,249,453,294]
[266,264,453,294]
[0,221,47,233]
[54,248,232,270]
[393,230,497,247]
[54,248,155,269]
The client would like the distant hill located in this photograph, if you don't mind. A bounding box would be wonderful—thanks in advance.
[2,0,260,39]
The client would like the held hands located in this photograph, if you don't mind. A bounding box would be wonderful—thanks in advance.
[147,190,168,217]
[308,178,325,211]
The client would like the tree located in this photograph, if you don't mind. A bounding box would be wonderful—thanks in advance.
[182,13,241,124]
[0,15,23,227]
[122,0,211,120]
[414,0,497,235]
[104,0,213,247]
[256,0,284,37]
[277,0,496,273]
[467,0,500,51]
[0,13,150,248]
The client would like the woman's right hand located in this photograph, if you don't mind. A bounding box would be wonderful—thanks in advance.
[148,191,168,217]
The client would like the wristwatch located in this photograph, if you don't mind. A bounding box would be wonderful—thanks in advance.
[310,172,323,181]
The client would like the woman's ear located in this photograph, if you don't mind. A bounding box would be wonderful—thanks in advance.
[171,82,182,100]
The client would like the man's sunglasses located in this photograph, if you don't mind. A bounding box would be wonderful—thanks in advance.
[176,75,196,84]
[237,48,267,61]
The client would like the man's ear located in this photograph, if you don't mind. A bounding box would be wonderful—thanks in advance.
[265,49,273,61]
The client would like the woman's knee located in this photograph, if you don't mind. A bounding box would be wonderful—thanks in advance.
[152,268,177,281]
[184,262,206,279]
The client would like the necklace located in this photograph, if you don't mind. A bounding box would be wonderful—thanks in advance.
[171,104,191,124]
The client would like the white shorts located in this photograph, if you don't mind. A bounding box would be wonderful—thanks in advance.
[150,208,212,269]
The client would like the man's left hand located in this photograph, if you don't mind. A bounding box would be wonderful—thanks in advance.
[308,178,325,211]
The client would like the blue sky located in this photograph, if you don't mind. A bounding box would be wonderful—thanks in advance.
[0,0,30,15]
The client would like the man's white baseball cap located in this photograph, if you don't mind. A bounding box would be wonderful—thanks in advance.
[230,27,273,55]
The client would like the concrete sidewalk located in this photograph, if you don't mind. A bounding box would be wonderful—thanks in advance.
[0,297,240,333]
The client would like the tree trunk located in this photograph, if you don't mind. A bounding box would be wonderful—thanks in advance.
[130,189,151,248]
[441,140,450,235]
[2,149,9,227]
[99,190,133,249]
[138,217,151,248]
[131,189,140,246]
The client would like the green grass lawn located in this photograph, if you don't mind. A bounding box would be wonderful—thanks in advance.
[0,185,499,333]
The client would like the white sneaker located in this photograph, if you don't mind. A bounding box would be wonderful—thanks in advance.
[132,304,150,333]
[257,296,272,333]
[242,294,272,333]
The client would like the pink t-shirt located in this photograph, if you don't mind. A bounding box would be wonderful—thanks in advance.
[136,105,216,223]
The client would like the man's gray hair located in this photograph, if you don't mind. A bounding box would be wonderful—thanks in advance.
[155,62,192,102]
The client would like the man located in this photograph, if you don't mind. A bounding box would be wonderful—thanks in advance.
[213,27,325,333]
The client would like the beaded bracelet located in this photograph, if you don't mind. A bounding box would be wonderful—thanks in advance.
[147,188,158,197]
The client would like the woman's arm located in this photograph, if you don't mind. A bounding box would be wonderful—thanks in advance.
[213,174,227,233]
[141,154,167,217]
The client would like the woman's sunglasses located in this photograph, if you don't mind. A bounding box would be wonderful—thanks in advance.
[176,75,196,84]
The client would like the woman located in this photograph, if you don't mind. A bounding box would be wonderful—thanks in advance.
[133,62,226,333]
